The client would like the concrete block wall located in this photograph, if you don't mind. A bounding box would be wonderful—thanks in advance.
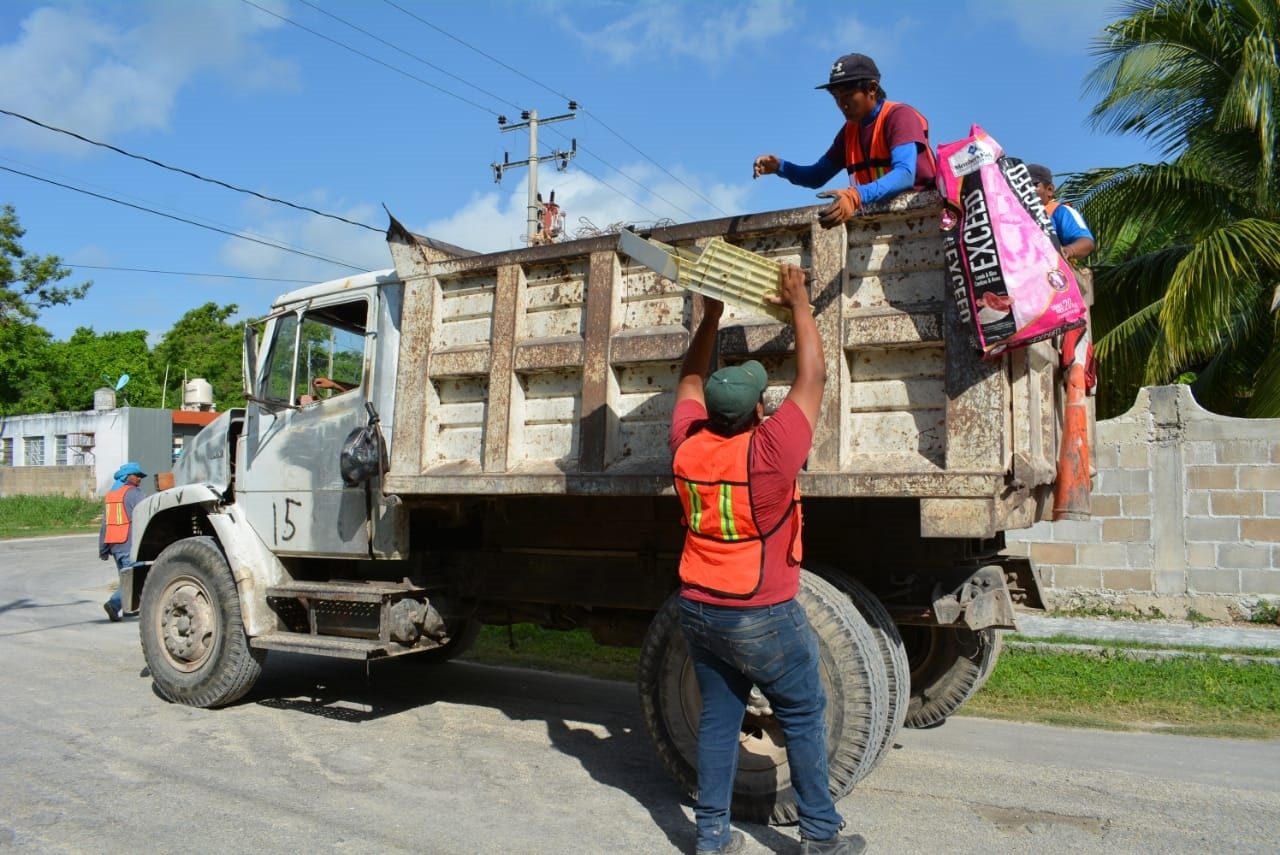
[1006,384,1279,619]
[0,465,96,498]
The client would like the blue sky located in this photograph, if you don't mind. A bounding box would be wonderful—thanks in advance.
[1,0,1158,344]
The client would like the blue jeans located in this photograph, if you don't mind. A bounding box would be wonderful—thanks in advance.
[678,596,843,850]
[105,549,132,613]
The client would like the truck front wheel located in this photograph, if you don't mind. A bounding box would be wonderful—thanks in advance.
[139,537,265,708]
[638,570,888,824]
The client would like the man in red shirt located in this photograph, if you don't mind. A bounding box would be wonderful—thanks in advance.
[753,53,935,230]
[669,266,865,855]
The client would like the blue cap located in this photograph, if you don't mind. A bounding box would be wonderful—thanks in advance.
[114,462,147,480]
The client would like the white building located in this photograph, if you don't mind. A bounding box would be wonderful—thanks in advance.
[0,384,219,498]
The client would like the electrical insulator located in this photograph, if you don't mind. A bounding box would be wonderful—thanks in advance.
[498,115,507,125]
[568,100,578,111]
[521,110,530,120]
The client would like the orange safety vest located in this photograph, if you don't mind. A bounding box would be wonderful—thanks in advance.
[672,428,802,598]
[102,484,133,546]
[843,100,936,187]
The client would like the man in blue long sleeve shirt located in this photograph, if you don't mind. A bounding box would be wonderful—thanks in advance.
[754,53,935,229]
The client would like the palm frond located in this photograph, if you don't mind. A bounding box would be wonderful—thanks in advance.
[1161,218,1280,363]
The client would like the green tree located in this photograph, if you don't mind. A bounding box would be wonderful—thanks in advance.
[151,302,246,411]
[1070,0,1280,418]
[0,204,90,324]
[44,327,160,411]
[0,204,90,415]
[0,320,53,416]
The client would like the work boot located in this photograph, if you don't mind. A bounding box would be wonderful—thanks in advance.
[696,829,745,854]
[800,831,867,855]
[103,602,122,622]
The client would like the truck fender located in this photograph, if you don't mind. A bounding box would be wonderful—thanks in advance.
[128,485,288,637]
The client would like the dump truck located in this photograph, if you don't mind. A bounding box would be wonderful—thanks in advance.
[126,189,1072,823]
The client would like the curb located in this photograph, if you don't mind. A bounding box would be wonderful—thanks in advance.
[1005,639,1280,667]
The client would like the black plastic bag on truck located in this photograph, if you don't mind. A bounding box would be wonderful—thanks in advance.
[341,402,388,486]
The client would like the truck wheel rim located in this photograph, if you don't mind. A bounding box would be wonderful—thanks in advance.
[157,575,218,673]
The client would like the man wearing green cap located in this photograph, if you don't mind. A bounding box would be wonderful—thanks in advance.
[668,267,865,854]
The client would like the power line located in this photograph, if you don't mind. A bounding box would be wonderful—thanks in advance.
[293,0,523,113]
[380,1,728,217]
[259,0,673,222]
[0,165,368,271]
[64,265,316,284]
[380,0,573,103]
[0,154,369,270]
[578,110,728,215]
[239,0,500,117]
[0,108,382,233]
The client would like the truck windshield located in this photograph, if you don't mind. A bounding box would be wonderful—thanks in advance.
[261,300,368,404]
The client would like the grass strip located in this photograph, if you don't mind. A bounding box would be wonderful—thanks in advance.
[0,495,101,539]
[464,625,1280,739]
[959,647,1280,739]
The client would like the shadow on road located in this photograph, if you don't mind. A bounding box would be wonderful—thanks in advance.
[221,652,790,851]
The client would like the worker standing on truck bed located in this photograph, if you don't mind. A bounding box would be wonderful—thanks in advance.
[753,52,935,229]
[669,266,866,855]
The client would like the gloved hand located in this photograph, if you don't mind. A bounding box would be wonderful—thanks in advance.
[817,187,862,228]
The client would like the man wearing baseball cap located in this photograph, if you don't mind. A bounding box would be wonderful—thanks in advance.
[98,462,146,621]
[668,266,866,854]
[754,53,935,230]
[1027,164,1096,264]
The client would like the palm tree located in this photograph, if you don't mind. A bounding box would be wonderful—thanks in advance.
[1066,0,1280,418]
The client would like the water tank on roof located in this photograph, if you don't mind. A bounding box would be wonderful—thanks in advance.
[94,387,116,411]
[183,378,214,411]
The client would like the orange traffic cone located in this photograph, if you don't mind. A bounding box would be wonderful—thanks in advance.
[1053,360,1091,520]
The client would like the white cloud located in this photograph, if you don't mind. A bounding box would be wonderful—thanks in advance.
[978,0,1118,52]
[0,0,296,154]
[561,0,801,66]
[420,163,751,255]
[220,200,388,285]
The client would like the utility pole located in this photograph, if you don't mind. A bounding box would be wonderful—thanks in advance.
[492,103,578,243]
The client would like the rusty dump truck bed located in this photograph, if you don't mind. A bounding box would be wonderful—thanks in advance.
[384,191,1061,540]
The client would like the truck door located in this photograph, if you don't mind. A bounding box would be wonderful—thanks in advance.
[239,295,383,558]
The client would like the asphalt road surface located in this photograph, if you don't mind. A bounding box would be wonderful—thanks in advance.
[2,534,1278,854]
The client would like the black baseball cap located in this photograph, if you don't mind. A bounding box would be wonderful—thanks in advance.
[1028,164,1054,186]
[816,53,881,90]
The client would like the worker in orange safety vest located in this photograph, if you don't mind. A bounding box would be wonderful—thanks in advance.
[667,265,866,855]
[753,52,935,231]
[98,461,146,622]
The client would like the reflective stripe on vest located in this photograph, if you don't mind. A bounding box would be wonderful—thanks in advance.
[843,100,936,187]
[102,484,132,546]
[672,428,801,598]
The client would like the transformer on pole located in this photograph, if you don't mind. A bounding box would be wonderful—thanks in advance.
[492,103,578,243]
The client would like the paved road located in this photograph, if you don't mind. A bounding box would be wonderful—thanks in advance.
[2,535,1278,854]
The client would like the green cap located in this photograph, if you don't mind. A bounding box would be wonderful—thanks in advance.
[704,360,767,422]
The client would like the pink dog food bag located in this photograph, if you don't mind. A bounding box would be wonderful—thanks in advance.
[936,125,1086,358]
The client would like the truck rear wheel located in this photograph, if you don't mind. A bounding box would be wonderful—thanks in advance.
[638,570,888,825]
[140,537,265,708]
[809,567,909,783]
[901,626,1001,729]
